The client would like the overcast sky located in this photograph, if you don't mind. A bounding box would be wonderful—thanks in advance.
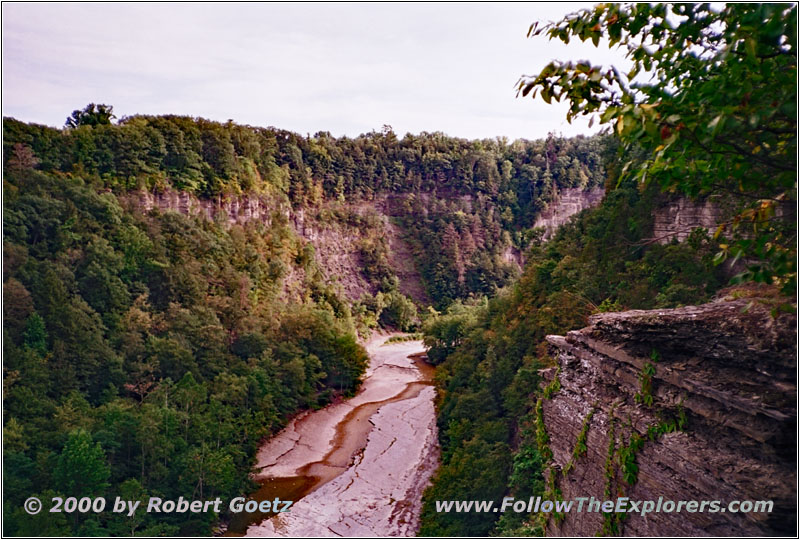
[2,2,630,141]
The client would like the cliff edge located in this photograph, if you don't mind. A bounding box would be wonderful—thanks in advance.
[541,292,796,536]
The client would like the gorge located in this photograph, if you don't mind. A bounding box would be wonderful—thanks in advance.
[2,110,795,538]
[243,336,436,537]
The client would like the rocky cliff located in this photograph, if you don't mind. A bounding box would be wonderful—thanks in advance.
[122,188,427,302]
[533,186,605,239]
[651,194,795,244]
[125,187,290,225]
[651,195,731,243]
[540,291,796,536]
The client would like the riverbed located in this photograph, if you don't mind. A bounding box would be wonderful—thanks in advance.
[240,336,438,536]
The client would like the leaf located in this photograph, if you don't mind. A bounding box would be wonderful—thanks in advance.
[521,82,535,97]
[746,38,757,58]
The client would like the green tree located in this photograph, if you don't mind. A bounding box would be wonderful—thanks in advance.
[518,3,796,293]
[378,290,419,331]
[23,313,48,354]
[53,429,111,496]
[65,103,115,128]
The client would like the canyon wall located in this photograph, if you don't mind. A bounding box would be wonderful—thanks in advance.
[125,188,289,226]
[534,188,733,246]
[652,195,795,244]
[122,189,427,302]
[533,186,605,239]
[651,195,731,243]
[540,292,796,536]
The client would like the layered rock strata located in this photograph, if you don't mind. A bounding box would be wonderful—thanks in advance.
[122,189,424,301]
[651,195,730,244]
[533,186,605,239]
[542,295,796,536]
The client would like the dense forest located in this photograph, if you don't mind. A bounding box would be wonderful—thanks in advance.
[3,112,605,213]
[3,165,372,535]
[3,112,605,536]
[4,4,795,537]
[419,3,796,536]
[417,161,727,536]
[3,114,607,309]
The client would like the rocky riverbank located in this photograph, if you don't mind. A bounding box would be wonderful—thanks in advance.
[244,337,438,536]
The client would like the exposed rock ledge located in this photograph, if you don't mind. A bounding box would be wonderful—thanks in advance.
[533,186,605,239]
[119,189,427,302]
[542,295,796,536]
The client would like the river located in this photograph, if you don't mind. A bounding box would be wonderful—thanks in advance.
[228,336,438,536]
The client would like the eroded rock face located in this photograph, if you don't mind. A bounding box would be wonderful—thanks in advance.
[121,189,427,302]
[651,195,794,245]
[542,296,796,536]
[533,187,605,239]
[651,196,730,244]
[124,188,289,225]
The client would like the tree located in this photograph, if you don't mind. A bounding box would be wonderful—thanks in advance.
[518,3,796,294]
[378,290,419,331]
[53,429,111,496]
[66,103,115,128]
[6,143,39,171]
[23,313,48,355]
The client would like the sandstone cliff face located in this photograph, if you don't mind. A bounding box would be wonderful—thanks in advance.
[121,189,427,302]
[290,206,374,301]
[125,188,289,225]
[651,194,795,245]
[541,294,796,536]
[651,195,731,244]
[533,187,605,239]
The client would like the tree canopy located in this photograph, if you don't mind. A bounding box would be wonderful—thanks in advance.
[65,103,115,128]
[518,3,797,294]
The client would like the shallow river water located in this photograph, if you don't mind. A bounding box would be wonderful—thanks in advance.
[227,336,438,537]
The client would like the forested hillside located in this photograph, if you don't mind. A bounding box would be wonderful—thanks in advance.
[418,166,727,536]
[3,2,795,539]
[419,3,796,536]
[3,165,371,535]
[4,115,607,308]
[3,113,606,536]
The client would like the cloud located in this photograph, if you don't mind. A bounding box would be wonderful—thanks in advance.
[1,2,628,140]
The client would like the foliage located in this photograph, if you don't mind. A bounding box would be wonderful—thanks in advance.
[634,361,656,407]
[617,432,645,486]
[378,290,419,332]
[3,113,610,306]
[53,429,111,497]
[66,103,115,129]
[1,110,613,536]
[383,333,423,344]
[420,153,727,535]
[422,299,485,365]
[534,399,552,463]
[2,167,368,536]
[600,410,621,536]
[519,3,797,294]
[541,368,561,400]
[563,406,595,476]
[2,53,763,534]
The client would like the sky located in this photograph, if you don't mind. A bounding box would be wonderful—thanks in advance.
[2,2,630,141]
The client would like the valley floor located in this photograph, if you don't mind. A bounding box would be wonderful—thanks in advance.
[244,336,438,536]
